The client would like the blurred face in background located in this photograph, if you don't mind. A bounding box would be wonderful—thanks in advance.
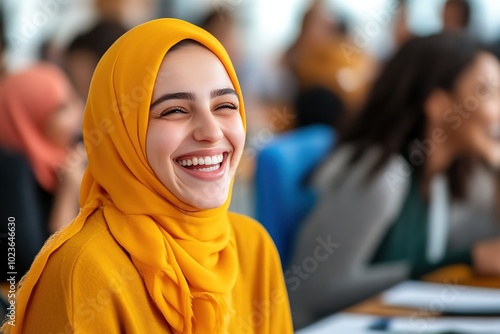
[442,52,500,168]
[204,16,242,67]
[302,1,338,41]
[44,92,83,148]
[94,0,156,27]
[442,0,469,31]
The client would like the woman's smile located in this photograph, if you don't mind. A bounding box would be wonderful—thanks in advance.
[174,150,230,181]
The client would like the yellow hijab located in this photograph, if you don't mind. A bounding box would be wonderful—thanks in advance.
[11,18,246,333]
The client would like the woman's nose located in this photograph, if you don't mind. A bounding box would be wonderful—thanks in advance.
[192,109,224,143]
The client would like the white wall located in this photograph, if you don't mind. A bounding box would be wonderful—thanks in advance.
[3,0,500,70]
[2,0,94,70]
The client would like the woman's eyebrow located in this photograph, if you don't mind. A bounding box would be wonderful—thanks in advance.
[150,92,195,109]
[150,88,237,109]
[211,88,237,99]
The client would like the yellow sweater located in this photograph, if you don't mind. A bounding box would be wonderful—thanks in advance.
[21,209,292,333]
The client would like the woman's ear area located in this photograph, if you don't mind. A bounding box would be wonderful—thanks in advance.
[424,89,454,126]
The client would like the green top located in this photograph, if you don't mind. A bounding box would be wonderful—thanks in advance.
[370,173,472,278]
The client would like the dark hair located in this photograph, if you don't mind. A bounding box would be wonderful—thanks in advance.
[199,9,235,33]
[0,9,5,50]
[168,39,205,53]
[66,20,127,59]
[340,32,493,199]
[445,0,471,28]
[294,86,343,128]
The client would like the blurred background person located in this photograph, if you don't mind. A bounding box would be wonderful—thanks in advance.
[287,32,500,328]
[34,0,154,98]
[94,0,158,28]
[64,20,128,100]
[0,63,85,280]
[442,0,471,32]
[283,0,377,129]
[0,9,5,76]
[199,8,242,75]
[392,0,414,51]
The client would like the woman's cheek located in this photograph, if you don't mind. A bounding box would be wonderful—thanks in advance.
[226,118,246,153]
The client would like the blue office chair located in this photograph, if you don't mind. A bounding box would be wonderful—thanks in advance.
[255,124,335,267]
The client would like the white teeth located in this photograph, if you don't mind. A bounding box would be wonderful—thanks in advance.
[177,153,226,167]
[194,164,221,172]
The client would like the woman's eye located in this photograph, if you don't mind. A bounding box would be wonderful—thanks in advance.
[160,108,187,117]
[215,103,238,111]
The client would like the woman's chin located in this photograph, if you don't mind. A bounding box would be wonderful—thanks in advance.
[188,195,228,210]
[178,185,230,210]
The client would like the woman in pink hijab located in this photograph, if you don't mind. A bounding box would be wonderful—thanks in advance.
[0,63,85,278]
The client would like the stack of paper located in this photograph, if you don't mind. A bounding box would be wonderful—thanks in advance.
[297,280,500,333]
[382,281,500,315]
[297,313,500,334]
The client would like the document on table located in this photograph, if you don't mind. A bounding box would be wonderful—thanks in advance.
[296,312,500,334]
[382,280,500,315]
[295,313,386,334]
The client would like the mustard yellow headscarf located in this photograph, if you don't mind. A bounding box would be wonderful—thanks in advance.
[10,18,246,333]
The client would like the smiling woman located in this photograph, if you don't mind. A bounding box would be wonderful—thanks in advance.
[287,32,500,328]
[147,40,245,209]
[2,19,292,334]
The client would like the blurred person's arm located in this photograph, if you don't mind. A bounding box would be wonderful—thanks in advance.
[287,146,411,328]
[48,145,86,232]
[458,168,500,277]
[473,237,500,276]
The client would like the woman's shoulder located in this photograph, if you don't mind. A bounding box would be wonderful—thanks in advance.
[228,212,285,279]
[310,144,374,190]
[229,212,268,238]
[25,209,167,333]
[35,208,142,310]
[228,212,277,250]
[312,144,412,194]
[59,210,118,253]
[301,145,413,238]
[47,209,136,283]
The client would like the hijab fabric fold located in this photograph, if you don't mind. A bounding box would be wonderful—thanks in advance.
[10,18,246,333]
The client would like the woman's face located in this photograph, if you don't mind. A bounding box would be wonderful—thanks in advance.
[146,43,245,209]
[447,52,500,167]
